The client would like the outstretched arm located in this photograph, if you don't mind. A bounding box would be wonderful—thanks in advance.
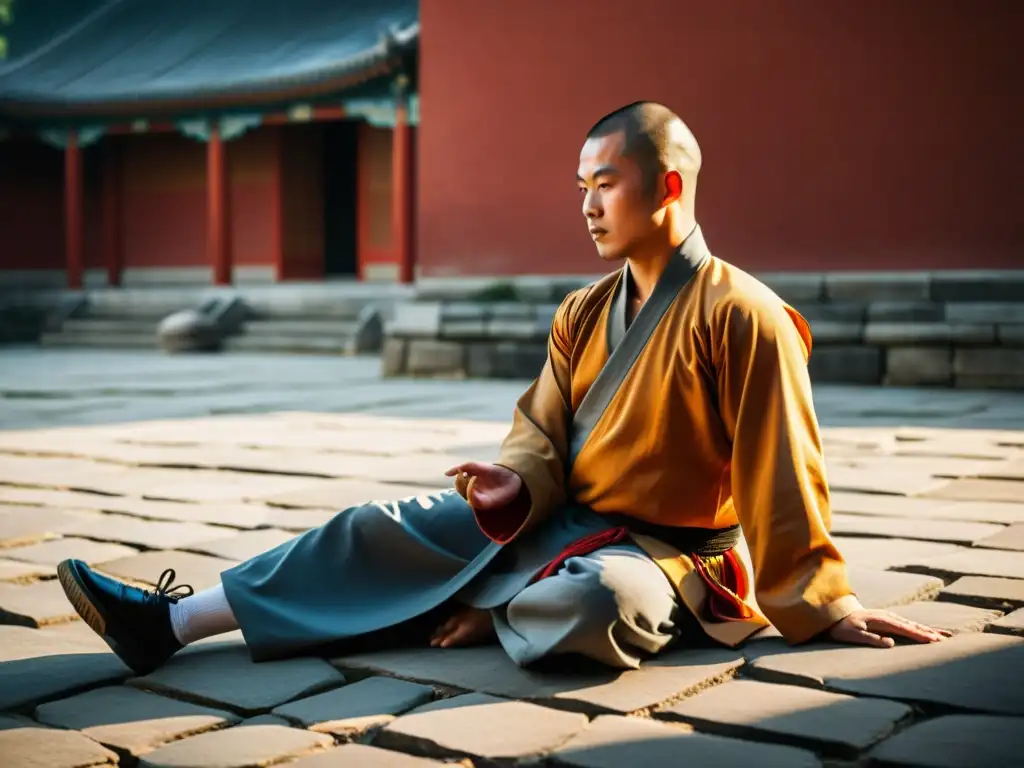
[455,293,579,544]
[715,296,948,646]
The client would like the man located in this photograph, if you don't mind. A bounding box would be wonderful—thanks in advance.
[58,102,948,676]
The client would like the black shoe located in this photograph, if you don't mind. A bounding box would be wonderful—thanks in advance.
[57,559,194,676]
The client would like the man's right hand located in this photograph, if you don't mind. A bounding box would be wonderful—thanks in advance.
[445,462,523,511]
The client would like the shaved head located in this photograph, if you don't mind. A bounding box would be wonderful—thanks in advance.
[586,101,702,197]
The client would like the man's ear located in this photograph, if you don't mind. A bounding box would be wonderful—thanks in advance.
[662,170,683,206]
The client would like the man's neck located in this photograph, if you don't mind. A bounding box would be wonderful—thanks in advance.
[625,219,697,304]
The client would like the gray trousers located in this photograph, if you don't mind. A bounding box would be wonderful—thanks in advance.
[222,489,683,669]
[492,543,683,669]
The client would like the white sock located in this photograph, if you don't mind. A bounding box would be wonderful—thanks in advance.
[168,583,239,645]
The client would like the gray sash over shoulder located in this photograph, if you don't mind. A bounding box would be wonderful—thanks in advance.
[566,225,740,558]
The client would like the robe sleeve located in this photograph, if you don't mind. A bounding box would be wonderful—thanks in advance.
[713,294,863,644]
[471,293,578,543]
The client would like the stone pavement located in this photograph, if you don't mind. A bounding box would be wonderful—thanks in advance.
[1,349,1024,767]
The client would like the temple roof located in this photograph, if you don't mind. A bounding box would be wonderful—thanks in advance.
[0,0,417,120]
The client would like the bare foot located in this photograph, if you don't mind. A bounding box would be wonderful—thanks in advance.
[430,606,496,648]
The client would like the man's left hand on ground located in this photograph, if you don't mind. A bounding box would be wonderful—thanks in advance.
[828,609,952,648]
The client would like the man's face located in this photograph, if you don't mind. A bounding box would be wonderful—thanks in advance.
[577,131,656,262]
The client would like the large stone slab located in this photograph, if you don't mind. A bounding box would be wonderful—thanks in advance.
[825,465,945,496]
[273,676,434,735]
[0,505,90,548]
[185,528,297,561]
[832,537,960,570]
[0,579,80,627]
[56,513,228,550]
[869,714,1024,768]
[375,693,589,762]
[846,568,944,609]
[3,536,138,567]
[0,486,274,528]
[98,550,238,591]
[549,714,819,768]
[905,547,1024,580]
[885,347,953,386]
[808,346,882,384]
[989,608,1024,637]
[972,457,1024,481]
[887,600,1003,634]
[261,480,439,511]
[333,645,745,715]
[0,558,55,583]
[289,744,448,766]
[0,624,129,710]
[130,643,346,715]
[0,715,118,768]
[748,632,1024,714]
[829,491,1024,524]
[924,478,1024,504]
[263,507,338,532]
[658,678,910,755]
[955,348,1024,390]
[830,514,1002,544]
[939,576,1024,611]
[973,523,1024,551]
[138,724,332,768]
[35,685,240,757]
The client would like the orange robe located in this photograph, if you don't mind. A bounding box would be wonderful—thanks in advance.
[474,229,861,646]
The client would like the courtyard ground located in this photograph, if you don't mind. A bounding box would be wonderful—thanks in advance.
[1,348,1022,767]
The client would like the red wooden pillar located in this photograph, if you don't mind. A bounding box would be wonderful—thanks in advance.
[392,96,415,284]
[102,140,123,287]
[64,129,84,290]
[207,122,232,285]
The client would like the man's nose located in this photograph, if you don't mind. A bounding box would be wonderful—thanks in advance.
[582,191,601,219]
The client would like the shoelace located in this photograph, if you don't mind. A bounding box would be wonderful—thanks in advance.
[153,568,195,601]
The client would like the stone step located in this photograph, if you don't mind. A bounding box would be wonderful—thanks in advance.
[242,319,360,336]
[61,318,160,334]
[39,330,156,348]
[222,334,353,355]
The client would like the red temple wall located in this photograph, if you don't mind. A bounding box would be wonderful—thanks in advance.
[417,0,1023,276]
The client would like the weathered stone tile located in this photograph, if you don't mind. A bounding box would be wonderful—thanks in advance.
[0,505,88,548]
[0,578,81,627]
[830,514,1002,544]
[829,491,1024,524]
[240,714,293,727]
[924,478,1024,504]
[57,513,228,550]
[3,536,138,567]
[972,457,1024,481]
[260,480,439,511]
[888,600,1003,634]
[885,347,952,386]
[658,678,910,754]
[905,547,1024,580]
[0,624,129,710]
[550,714,819,768]
[0,486,273,528]
[138,724,332,768]
[289,744,448,766]
[98,550,237,591]
[263,507,338,532]
[0,715,118,767]
[869,714,1024,768]
[832,537,961,570]
[847,568,944,609]
[186,528,296,561]
[748,632,1024,714]
[973,523,1024,551]
[375,693,588,762]
[333,645,745,715]
[273,676,434,734]
[940,576,1024,611]
[0,454,132,494]
[825,465,945,495]
[0,557,55,582]
[40,619,114,652]
[989,608,1024,637]
[35,685,240,757]
[130,643,346,715]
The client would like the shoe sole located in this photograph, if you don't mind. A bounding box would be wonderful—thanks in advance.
[57,559,108,637]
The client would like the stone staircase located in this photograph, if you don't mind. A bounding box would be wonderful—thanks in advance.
[38,291,188,349]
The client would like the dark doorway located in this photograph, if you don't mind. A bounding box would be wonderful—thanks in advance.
[322,120,359,277]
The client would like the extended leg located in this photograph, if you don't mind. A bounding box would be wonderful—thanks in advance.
[493,543,683,669]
